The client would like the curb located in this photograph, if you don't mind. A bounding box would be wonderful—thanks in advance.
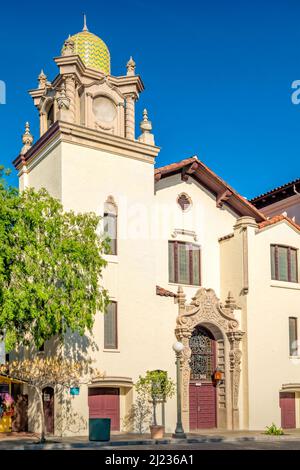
[5,434,299,450]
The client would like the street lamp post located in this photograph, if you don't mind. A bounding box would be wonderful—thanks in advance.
[172,341,186,439]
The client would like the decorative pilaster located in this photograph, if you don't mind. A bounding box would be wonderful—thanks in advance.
[125,94,135,140]
[227,330,245,430]
[175,286,191,430]
[56,82,71,122]
[64,75,76,123]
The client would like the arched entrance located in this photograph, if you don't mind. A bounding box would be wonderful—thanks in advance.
[175,287,244,431]
[42,387,54,434]
[189,325,217,429]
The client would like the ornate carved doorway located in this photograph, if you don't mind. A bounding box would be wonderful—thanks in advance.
[175,287,244,431]
[189,326,217,429]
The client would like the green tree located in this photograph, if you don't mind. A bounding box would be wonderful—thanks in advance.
[0,181,109,350]
[135,370,175,426]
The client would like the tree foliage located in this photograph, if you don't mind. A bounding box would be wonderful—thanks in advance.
[135,370,175,426]
[0,171,109,350]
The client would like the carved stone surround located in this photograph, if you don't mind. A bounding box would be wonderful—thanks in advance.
[175,287,244,431]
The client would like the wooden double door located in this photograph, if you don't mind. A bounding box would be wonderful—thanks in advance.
[88,387,120,431]
[189,383,216,429]
[189,325,217,430]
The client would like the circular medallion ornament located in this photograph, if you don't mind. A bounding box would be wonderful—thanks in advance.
[93,97,117,123]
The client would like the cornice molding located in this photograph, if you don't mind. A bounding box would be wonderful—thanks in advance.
[13,121,160,170]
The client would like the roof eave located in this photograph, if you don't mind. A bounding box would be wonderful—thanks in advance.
[155,157,266,222]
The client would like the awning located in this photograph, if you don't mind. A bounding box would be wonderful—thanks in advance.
[0,375,24,384]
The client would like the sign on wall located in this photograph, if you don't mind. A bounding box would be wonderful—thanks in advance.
[70,387,80,396]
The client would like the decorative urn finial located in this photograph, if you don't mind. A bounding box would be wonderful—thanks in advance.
[38,69,47,89]
[126,56,136,76]
[138,109,155,145]
[21,122,33,155]
[62,35,75,56]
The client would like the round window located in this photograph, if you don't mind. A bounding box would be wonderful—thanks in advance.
[92,96,117,123]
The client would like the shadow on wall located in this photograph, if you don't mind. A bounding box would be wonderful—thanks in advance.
[63,330,99,363]
[27,331,99,436]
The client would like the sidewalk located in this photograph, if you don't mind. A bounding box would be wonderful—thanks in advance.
[2,429,300,449]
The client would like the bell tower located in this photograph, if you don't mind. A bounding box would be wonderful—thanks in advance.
[27,17,154,143]
[13,17,159,195]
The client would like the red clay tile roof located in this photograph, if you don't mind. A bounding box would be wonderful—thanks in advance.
[155,157,198,178]
[155,157,266,222]
[156,286,177,297]
[250,178,300,209]
[250,178,300,202]
[258,214,300,232]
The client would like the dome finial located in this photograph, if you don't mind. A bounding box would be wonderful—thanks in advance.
[83,13,88,32]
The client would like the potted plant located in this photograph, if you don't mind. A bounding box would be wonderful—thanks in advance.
[136,370,175,439]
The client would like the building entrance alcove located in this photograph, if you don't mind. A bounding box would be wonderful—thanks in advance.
[175,287,244,431]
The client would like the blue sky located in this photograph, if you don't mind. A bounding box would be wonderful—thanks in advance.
[0,0,299,198]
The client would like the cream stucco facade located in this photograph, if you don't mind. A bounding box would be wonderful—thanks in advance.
[12,22,300,436]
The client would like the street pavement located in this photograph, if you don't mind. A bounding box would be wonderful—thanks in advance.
[99,440,300,450]
[2,438,300,450]
[2,430,300,450]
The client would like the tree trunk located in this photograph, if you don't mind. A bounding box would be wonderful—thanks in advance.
[37,389,46,443]
[153,400,157,426]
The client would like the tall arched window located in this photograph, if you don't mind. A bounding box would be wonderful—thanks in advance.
[103,196,117,255]
[189,326,215,381]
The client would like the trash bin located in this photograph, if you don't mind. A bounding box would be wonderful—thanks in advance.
[89,418,111,441]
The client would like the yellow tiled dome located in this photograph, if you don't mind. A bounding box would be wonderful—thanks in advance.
[67,30,110,75]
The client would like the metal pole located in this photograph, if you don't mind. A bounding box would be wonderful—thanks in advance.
[173,351,186,438]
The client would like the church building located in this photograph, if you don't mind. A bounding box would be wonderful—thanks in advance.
[13,20,300,436]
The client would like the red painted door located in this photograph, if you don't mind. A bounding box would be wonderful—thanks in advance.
[42,387,54,434]
[280,392,296,429]
[88,388,120,431]
[189,383,216,429]
[189,325,217,429]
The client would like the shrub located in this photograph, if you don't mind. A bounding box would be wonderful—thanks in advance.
[265,423,284,435]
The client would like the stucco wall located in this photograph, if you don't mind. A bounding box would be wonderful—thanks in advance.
[155,174,239,301]
[51,142,179,434]
[246,222,300,429]
[24,141,62,199]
